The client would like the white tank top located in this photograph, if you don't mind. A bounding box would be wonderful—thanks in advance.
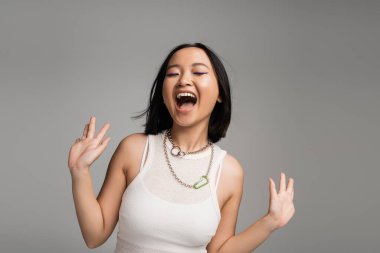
[114,132,227,253]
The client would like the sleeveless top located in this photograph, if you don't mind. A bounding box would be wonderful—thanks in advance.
[113,132,227,253]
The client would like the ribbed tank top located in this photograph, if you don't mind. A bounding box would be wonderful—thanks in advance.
[114,132,227,253]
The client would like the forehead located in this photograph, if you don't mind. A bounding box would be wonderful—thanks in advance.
[168,47,211,66]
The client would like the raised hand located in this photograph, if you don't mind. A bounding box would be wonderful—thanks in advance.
[266,172,295,230]
[68,116,111,174]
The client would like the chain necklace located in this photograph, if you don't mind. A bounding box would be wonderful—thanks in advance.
[163,129,214,189]
[166,128,212,157]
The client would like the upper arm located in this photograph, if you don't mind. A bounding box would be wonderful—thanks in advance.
[207,153,244,253]
[95,133,147,244]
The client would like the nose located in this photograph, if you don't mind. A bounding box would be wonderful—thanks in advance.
[176,71,192,87]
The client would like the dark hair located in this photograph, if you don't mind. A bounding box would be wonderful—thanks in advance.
[132,42,232,143]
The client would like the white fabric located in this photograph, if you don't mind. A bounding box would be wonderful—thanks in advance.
[114,132,227,253]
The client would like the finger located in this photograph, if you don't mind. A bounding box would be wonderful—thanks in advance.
[291,179,295,200]
[90,137,110,162]
[82,124,89,139]
[286,177,294,194]
[97,137,111,152]
[95,123,111,142]
[269,177,277,199]
[279,172,286,193]
[87,116,96,138]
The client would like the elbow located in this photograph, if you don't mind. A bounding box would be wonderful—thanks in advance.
[85,237,104,249]
[86,241,100,249]
[83,229,107,249]
[86,240,97,249]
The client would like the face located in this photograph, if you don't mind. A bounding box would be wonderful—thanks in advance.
[162,47,221,128]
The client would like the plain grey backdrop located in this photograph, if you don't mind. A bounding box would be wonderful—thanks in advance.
[1,0,379,252]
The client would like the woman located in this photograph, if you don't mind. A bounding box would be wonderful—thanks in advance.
[68,42,295,252]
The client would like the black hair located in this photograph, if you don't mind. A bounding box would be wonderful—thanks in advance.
[132,42,232,143]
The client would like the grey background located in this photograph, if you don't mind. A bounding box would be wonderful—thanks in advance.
[1,0,379,252]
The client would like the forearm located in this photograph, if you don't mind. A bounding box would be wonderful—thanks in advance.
[71,169,104,248]
[218,215,277,253]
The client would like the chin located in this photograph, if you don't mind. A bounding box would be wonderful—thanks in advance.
[172,115,210,129]
[172,118,196,128]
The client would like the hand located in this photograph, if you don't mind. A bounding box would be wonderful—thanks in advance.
[266,172,295,230]
[68,116,111,174]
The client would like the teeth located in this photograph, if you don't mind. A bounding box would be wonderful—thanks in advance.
[176,92,196,99]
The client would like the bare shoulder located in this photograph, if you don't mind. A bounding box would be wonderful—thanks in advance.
[119,132,147,150]
[217,152,244,210]
[223,153,244,180]
[120,132,147,146]
[118,132,148,176]
[221,153,244,195]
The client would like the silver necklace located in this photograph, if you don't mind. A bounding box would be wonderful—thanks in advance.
[166,128,212,157]
[163,130,214,189]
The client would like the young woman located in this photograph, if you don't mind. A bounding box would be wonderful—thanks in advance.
[68,42,295,253]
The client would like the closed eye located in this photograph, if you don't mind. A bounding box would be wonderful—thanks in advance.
[166,72,207,77]
[166,73,178,77]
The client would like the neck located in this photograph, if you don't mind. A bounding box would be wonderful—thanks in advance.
[170,123,209,153]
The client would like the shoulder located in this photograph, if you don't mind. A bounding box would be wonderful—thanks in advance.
[118,133,148,174]
[219,152,244,200]
[222,153,244,183]
[120,132,148,148]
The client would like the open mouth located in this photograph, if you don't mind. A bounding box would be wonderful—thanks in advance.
[175,92,198,108]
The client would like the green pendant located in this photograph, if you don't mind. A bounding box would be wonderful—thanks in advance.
[193,175,209,189]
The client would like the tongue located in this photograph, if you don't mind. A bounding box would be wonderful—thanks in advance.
[178,102,194,113]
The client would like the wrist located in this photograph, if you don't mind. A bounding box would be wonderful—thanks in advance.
[261,214,279,233]
[71,167,91,181]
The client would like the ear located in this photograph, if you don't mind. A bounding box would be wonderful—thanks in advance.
[217,96,222,103]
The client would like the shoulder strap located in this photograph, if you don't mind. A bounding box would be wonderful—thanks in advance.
[138,135,150,172]
[214,150,227,191]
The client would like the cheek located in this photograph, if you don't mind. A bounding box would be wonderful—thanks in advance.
[198,75,218,89]
[199,82,219,101]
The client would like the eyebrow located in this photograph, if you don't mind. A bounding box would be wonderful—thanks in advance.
[166,63,210,70]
